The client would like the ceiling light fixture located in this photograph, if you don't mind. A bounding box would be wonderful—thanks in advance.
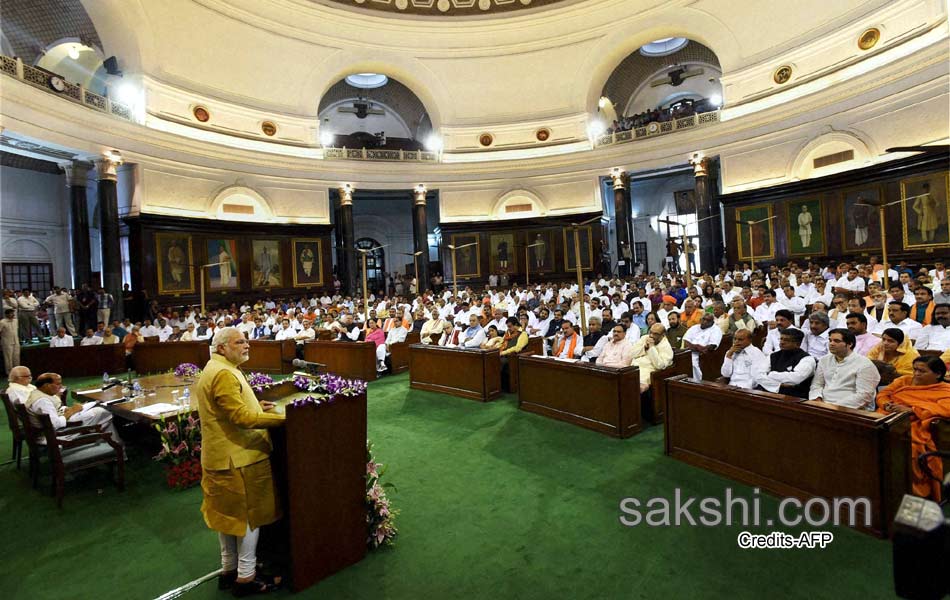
[67,45,80,60]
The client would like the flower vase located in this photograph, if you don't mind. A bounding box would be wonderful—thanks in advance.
[164,457,202,490]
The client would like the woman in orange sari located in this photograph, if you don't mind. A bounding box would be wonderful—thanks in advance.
[876,355,950,501]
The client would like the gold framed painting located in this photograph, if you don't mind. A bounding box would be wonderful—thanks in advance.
[563,225,595,271]
[489,232,515,274]
[156,233,194,294]
[251,239,282,288]
[292,238,324,288]
[525,230,554,273]
[840,185,883,253]
[450,234,480,278]
[734,204,775,261]
[785,198,824,256]
[901,172,950,249]
[206,238,239,290]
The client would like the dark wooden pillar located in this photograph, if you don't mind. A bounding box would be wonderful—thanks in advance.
[412,185,430,293]
[610,169,632,276]
[692,155,723,273]
[95,158,124,318]
[63,161,92,287]
[338,185,357,296]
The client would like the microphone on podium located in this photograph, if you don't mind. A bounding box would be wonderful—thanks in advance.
[291,359,326,374]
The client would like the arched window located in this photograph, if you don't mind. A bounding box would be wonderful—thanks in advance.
[356,238,386,295]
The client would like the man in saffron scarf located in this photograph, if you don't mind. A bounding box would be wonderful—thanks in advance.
[876,355,950,501]
[551,320,583,359]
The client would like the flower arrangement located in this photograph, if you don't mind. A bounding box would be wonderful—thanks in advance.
[174,362,202,378]
[247,372,275,392]
[366,441,398,549]
[153,412,202,490]
[291,373,367,406]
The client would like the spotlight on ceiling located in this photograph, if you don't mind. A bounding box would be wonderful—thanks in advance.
[587,119,606,138]
[709,93,722,107]
[67,45,80,60]
[345,73,389,89]
[598,96,611,109]
[425,134,443,152]
[320,131,335,147]
[116,82,138,105]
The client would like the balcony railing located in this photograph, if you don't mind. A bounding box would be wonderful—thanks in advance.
[0,54,133,122]
[595,110,720,147]
[323,147,439,162]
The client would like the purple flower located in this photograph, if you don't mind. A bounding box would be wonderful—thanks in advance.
[247,372,274,392]
[174,363,201,378]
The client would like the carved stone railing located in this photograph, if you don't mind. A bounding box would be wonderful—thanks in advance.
[595,110,720,147]
[323,146,439,162]
[0,54,132,121]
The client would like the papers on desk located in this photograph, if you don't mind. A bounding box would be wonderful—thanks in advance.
[553,357,580,363]
[131,402,181,416]
[76,387,104,395]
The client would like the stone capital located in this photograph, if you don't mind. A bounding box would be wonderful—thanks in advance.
[689,154,708,178]
[95,157,122,181]
[339,185,354,206]
[609,168,626,191]
[61,161,91,187]
[413,185,427,205]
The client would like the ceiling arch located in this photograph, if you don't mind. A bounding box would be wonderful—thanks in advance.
[600,41,721,117]
[319,78,433,140]
[0,0,103,65]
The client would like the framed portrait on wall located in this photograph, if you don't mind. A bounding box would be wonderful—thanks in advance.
[902,172,950,249]
[155,233,194,294]
[786,198,824,256]
[489,233,515,274]
[206,239,239,290]
[840,186,882,253]
[525,230,554,273]
[292,238,323,287]
[735,204,775,261]
[450,234,480,278]
[563,226,595,271]
[674,189,697,215]
[251,239,282,288]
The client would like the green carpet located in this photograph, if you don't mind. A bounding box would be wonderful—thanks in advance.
[0,373,898,599]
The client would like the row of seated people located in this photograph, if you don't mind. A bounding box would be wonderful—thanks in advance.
[606,97,715,134]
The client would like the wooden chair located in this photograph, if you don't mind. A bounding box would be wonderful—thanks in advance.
[1,391,25,468]
[14,403,124,506]
[931,417,950,489]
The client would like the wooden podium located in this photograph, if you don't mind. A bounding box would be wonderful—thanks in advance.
[259,380,368,591]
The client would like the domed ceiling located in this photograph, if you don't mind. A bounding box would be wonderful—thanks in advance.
[316,0,569,17]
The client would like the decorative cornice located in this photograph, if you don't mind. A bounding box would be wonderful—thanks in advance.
[61,161,91,187]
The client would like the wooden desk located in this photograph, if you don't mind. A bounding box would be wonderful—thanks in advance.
[132,341,210,374]
[506,336,544,394]
[244,339,297,374]
[646,349,691,424]
[699,333,730,381]
[408,344,501,402]
[389,331,420,374]
[21,344,126,378]
[518,356,641,438]
[75,373,194,424]
[303,340,377,382]
[663,376,911,537]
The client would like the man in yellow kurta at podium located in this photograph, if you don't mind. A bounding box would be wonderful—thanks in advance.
[196,327,286,596]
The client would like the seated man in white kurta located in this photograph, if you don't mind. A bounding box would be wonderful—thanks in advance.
[376,320,408,372]
[25,372,120,444]
[682,313,723,380]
